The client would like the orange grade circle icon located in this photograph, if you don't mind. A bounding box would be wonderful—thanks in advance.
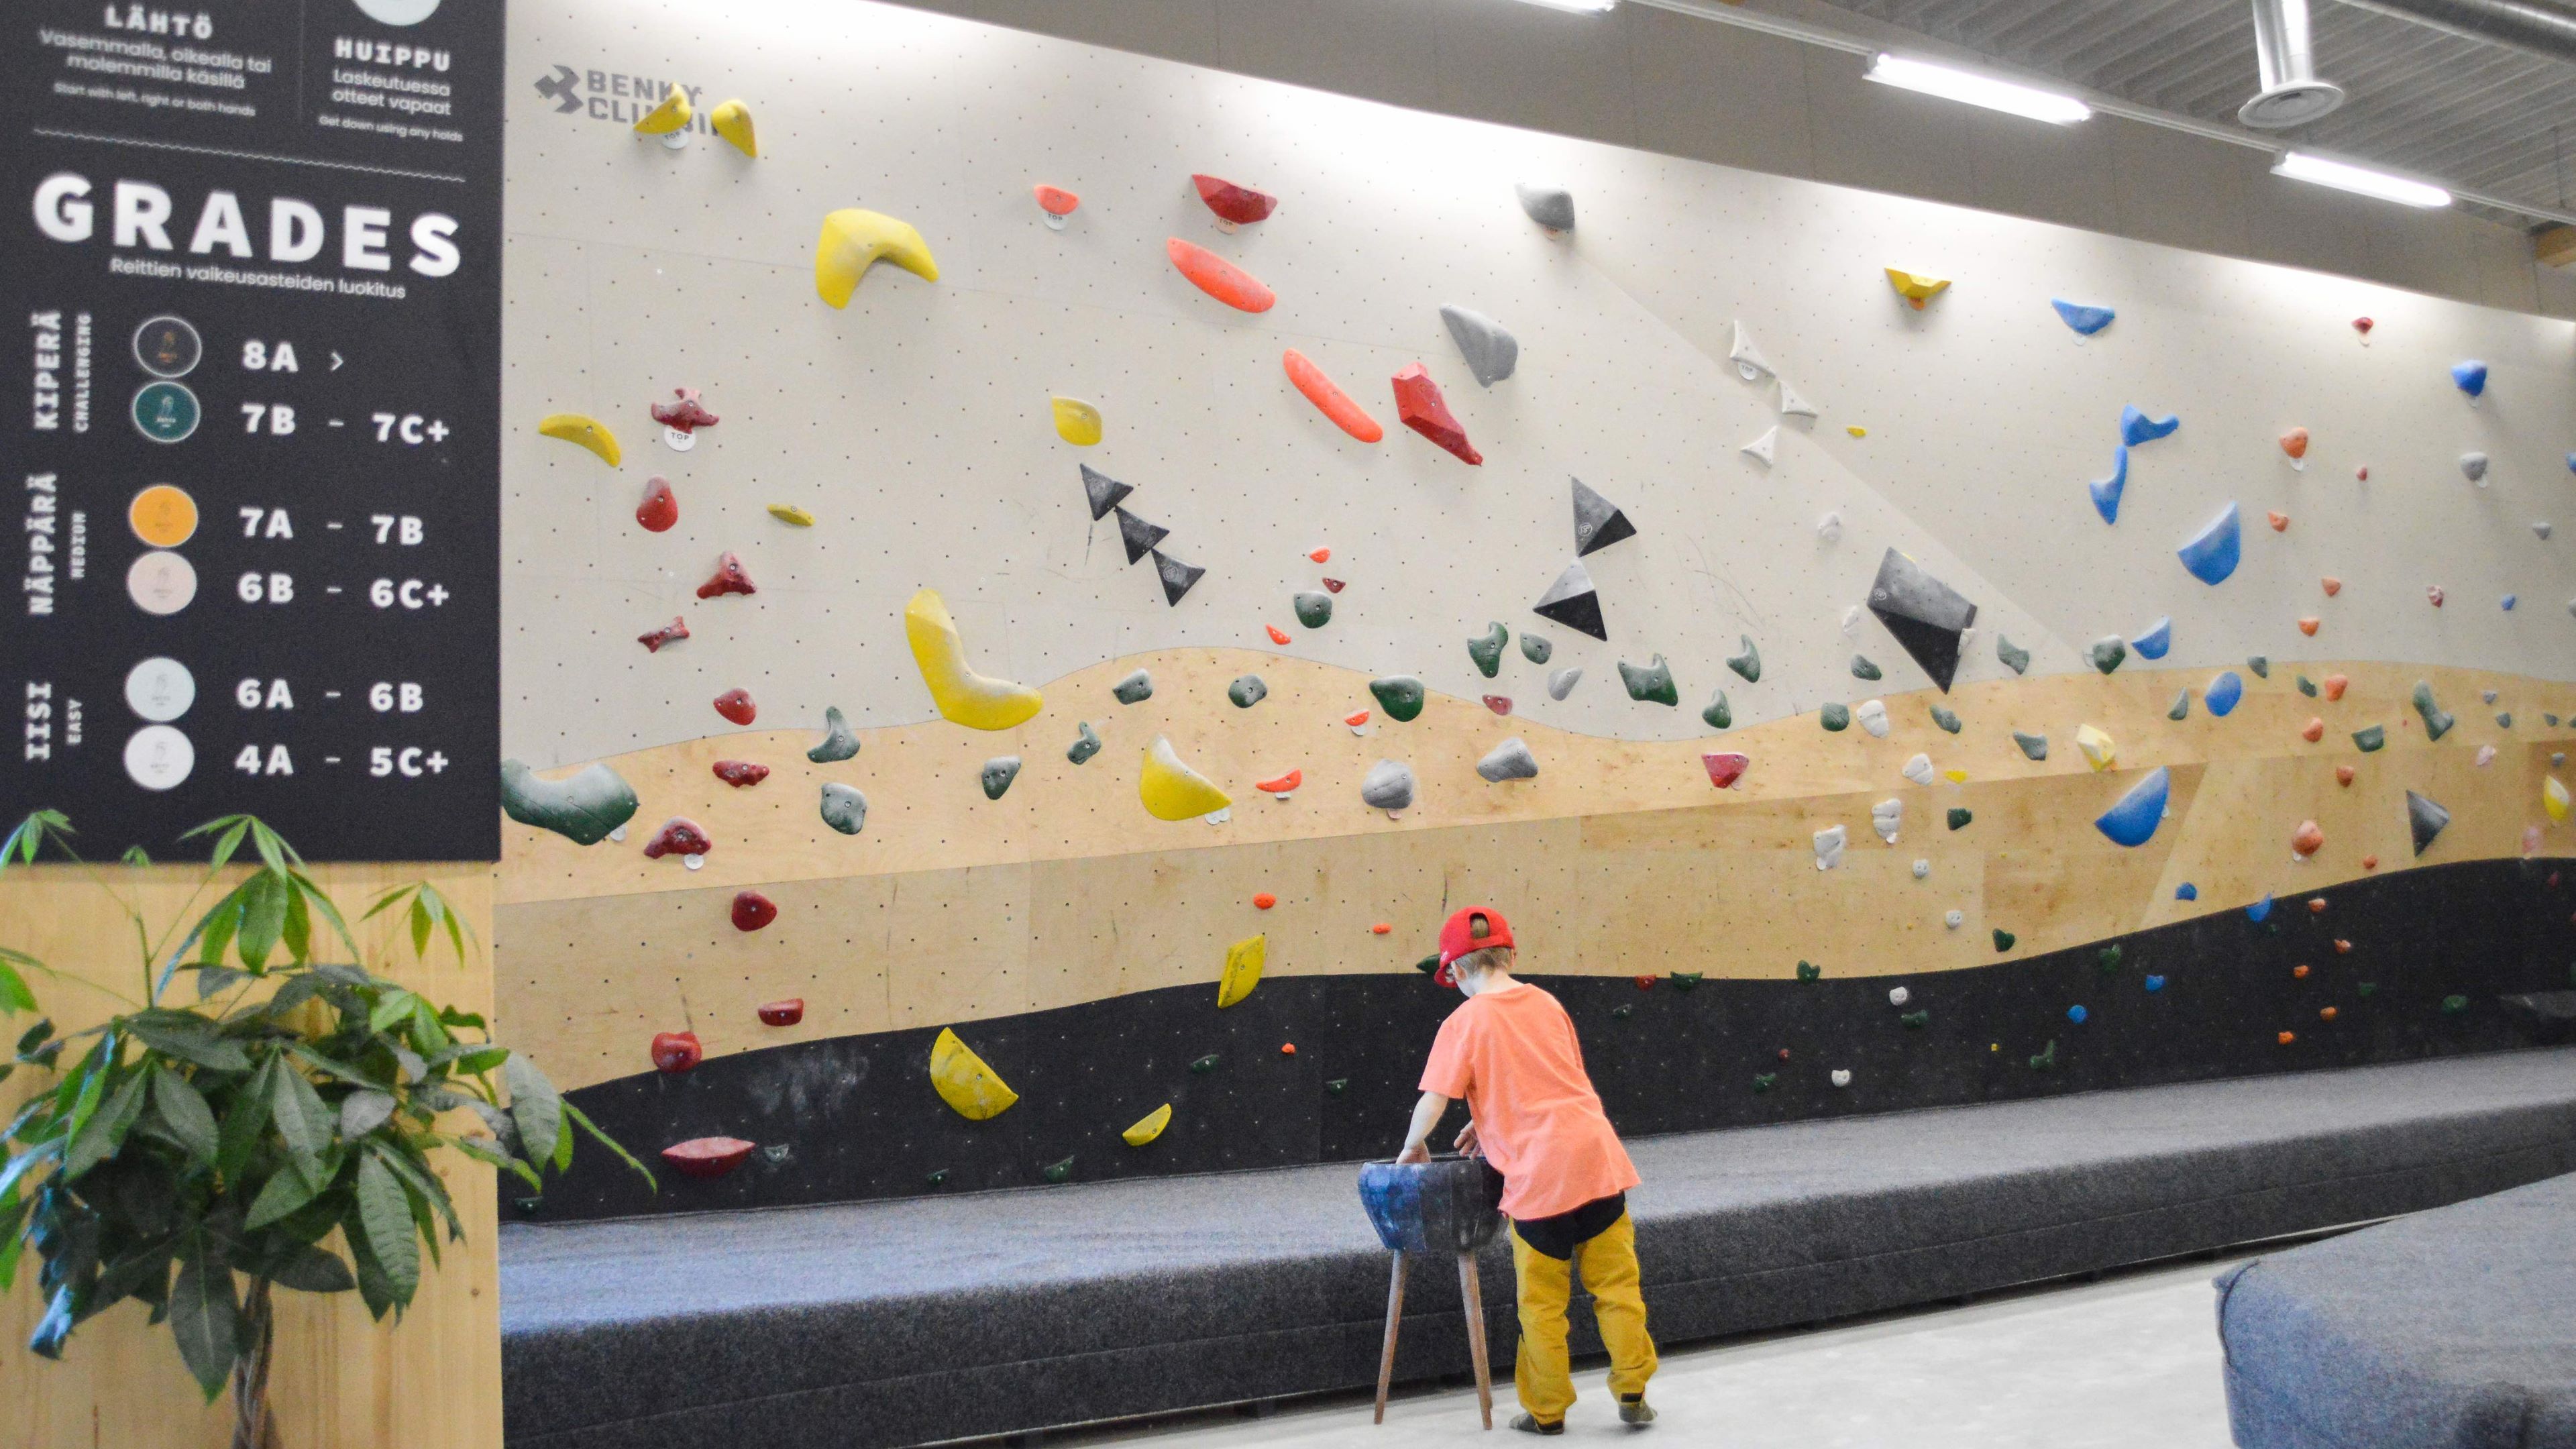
[128,485,199,547]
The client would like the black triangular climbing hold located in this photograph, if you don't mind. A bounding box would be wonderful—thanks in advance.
[1115,506,1169,565]
[2406,790,2450,857]
[1570,478,1636,557]
[1865,547,1978,693]
[1079,464,1132,521]
[1151,549,1205,606]
[1532,559,1606,641]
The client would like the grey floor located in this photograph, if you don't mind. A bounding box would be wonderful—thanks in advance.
[1075,1256,2239,1448]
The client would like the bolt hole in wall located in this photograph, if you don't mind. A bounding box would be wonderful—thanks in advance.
[490,0,2576,1217]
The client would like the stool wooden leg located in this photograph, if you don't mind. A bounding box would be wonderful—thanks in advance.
[1457,1251,1493,1430]
[1374,1250,1406,1425]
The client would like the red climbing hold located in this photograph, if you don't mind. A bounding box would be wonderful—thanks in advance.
[2352,317,2373,337]
[2355,466,2368,482]
[2427,586,2445,608]
[1280,1042,1297,1055]
[2308,897,2328,914]
[642,817,712,859]
[759,998,804,1026]
[662,1136,757,1180]
[2363,855,2379,871]
[1778,1048,1792,1061]
[637,477,678,532]
[2321,577,2342,596]
[1033,184,1080,217]
[2300,717,2325,743]
[2267,511,2290,533]
[638,616,690,653]
[2292,820,2324,857]
[731,890,778,931]
[1702,753,1750,789]
[2298,617,2320,637]
[651,386,720,434]
[697,551,757,599]
[1391,364,1481,465]
[713,689,757,725]
[1256,769,1303,794]
[712,760,770,788]
[1266,625,1290,645]
[1309,547,1332,564]
[1192,174,1278,225]
[1322,578,1346,594]
[2335,765,2357,787]
[1484,696,1513,716]
[1633,975,1656,991]
[651,1030,702,1074]
[1254,892,1277,910]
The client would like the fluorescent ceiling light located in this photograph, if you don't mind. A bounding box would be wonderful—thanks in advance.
[1505,0,1617,12]
[1866,53,2092,125]
[2271,151,2451,209]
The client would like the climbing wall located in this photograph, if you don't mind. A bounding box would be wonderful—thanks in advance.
[494,0,2576,1215]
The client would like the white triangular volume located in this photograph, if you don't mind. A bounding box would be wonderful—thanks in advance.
[1740,426,1777,465]
[1730,321,1772,380]
[1778,382,1817,419]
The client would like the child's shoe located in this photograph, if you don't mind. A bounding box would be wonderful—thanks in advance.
[1619,1393,1658,1426]
[1510,1412,1565,1435]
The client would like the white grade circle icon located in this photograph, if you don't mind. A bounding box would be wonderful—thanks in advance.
[124,725,195,791]
[127,551,198,615]
[352,0,441,23]
[125,657,196,721]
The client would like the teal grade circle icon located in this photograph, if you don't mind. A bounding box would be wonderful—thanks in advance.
[131,381,201,443]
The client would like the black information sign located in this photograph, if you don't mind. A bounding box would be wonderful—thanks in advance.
[6,0,503,861]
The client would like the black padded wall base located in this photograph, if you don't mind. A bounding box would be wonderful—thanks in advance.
[523,858,2576,1223]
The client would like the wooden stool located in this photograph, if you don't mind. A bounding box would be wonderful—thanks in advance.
[1373,1248,1495,1430]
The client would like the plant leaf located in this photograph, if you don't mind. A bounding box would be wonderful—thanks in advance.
[288,1044,382,1089]
[563,1099,657,1193]
[286,871,360,963]
[128,1018,252,1073]
[0,1139,62,1206]
[167,1235,240,1401]
[267,1242,355,1294]
[62,1063,146,1181]
[368,988,416,1035]
[235,873,288,972]
[447,1133,543,1190]
[268,1060,332,1169]
[504,1054,562,1168]
[149,1066,219,1165]
[243,1157,326,1230]
[0,1187,28,1292]
[214,1057,278,1183]
[0,955,34,1016]
[408,896,433,959]
[370,1140,462,1243]
[338,1089,397,1140]
[350,1154,419,1310]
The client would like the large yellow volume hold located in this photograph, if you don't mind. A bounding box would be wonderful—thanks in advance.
[1122,1104,1173,1147]
[1217,934,1265,1008]
[537,414,621,467]
[815,209,940,307]
[1051,396,1103,447]
[634,84,692,136]
[708,99,756,156]
[929,1027,1018,1121]
[2546,775,2570,824]
[1885,268,1951,309]
[1140,735,1232,821]
[904,588,1042,731]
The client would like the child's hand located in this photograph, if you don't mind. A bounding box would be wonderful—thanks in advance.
[1394,1140,1431,1165]
[1453,1121,1482,1158]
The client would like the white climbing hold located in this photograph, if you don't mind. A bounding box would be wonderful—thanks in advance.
[2537,521,2554,539]
[608,824,629,843]
[1362,759,1417,811]
[1439,304,1519,388]
[1476,737,1540,782]
[1831,1069,1852,1088]
[1780,382,1819,419]
[1871,798,1902,845]
[1814,824,1847,871]
[1888,986,1911,1007]
[1857,700,1890,738]
[1841,604,1864,638]
[2476,744,2498,767]
[1741,426,1778,466]
[1902,753,1935,786]
[1730,321,1772,380]
[1548,667,1582,701]
[1514,182,1575,233]
[1945,910,1964,928]
[1912,858,1931,879]
[1817,511,1843,544]
[2462,451,2489,486]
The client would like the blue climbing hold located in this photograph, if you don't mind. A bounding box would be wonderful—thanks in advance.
[2205,671,2244,717]
[2121,406,2180,446]
[2144,975,2166,993]
[2067,1004,2089,1024]
[2247,894,2273,923]
[2175,883,2198,901]
[2053,299,2115,337]
[2451,360,2487,398]
[2088,447,2128,525]
[2131,616,2171,660]
[2502,594,2518,611]
[2094,765,2170,848]
[2566,453,2575,475]
[2177,502,2241,585]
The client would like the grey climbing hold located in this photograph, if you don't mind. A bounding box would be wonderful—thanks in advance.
[2297,676,2318,698]
[1997,637,2030,675]
[1851,655,1882,682]
[1468,622,1509,678]
[1371,676,1427,722]
[1514,182,1574,232]
[1114,669,1154,704]
[1361,759,1417,810]
[1440,304,1519,387]
[1570,478,1636,557]
[808,706,861,763]
[500,760,639,846]
[1931,705,1962,735]
[1868,549,1980,692]
[2498,712,2514,729]
[1703,690,1731,731]
[2481,689,2498,704]
[1548,667,1582,700]
[1727,635,1762,684]
[1079,464,1132,521]
[2352,724,2385,752]
[2012,731,2049,761]
[1521,632,1552,665]
[2089,636,2127,675]
[1821,702,1851,732]
[1619,654,1678,706]
[2247,655,2270,679]
[1477,737,1540,782]
[820,783,869,835]
[1114,506,1167,564]
[2412,681,2455,741]
[2168,691,2190,721]
[1150,549,1205,606]
[2407,790,2451,856]
[1294,591,1333,629]
[1228,675,1269,708]
[1532,560,1607,640]
[1067,721,1102,764]
[2461,451,2489,485]
[981,756,1022,800]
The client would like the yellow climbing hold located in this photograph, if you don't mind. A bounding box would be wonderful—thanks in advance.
[1943,769,1969,784]
[633,83,692,136]
[537,414,621,467]
[1845,426,1867,437]
[1218,934,1266,1009]
[1140,735,1233,821]
[904,588,1042,731]
[1886,269,1951,309]
[1122,1104,1173,1147]
[814,209,940,307]
[1052,396,1104,447]
[2547,775,2571,824]
[767,504,815,527]
[929,1027,1018,1120]
[2076,724,2115,771]
[709,99,756,157]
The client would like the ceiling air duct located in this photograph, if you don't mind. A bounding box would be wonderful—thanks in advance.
[2242,0,2348,125]
[2329,0,2576,65]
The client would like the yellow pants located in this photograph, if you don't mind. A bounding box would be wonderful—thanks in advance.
[1508,1211,1658,1424]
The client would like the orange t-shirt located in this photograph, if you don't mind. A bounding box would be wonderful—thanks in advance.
[1419,980,1639,1220]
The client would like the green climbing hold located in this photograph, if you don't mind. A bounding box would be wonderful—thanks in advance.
[1851,655,1883,682]
[2356,983,2377,998]
[2168,691,2190,722]
[1900,1010,1929,1030]
[500,760,640,846]
[1468,622,1509,678]
[1993,928,2017,953]
[1795,960,1822,982]
[1414,953,1444,977]
[1620,655,1678,706]
[2012,731,2049,761]
[1189,1053,1221,1073]
[1228,675,1269,708]
[1521,632,1552,665]
[926,1169,950,1187]
[808,706,861,763]
[1752,1073,1776,1093]
[1947,807,1973,830]
[2029,1039,2057,1071]
[1703,691,1732,731]
[2247,655,2269,679]
[1325,1078,1348,1096]
[2440,994,2469,1015]
[1114,669,1154,705]
[1727,635,1762,684]
[2412,681,2455,741]
[2088,637,2127,675]
[980,756,1022,800]
[2352,724,2385,752]
[1669,971,1702,991]
[1997,637,2031,675]
[1821,703,1851,732]
[1371,676,1426,722]
[1294,591,1333,629]
[2297,676,2318,698]
[2097,945,2123,973]
[512,1197,543,1218]
[1610,1004,1633,1020]
[1042,1156,1075,1185]
[1068,721,1102,764]
[1931,706,1962,735]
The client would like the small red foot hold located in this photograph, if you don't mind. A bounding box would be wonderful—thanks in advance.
[1391,364,1481,465]
[2292,820,2324,856]
[639,616,690,652]
[651,387,720,434]
[712,760,769,788]
[1266,625,1290,645]
[1321,578,1346,594]
[1256,769,1302,795]
[713,689,757,725]
[1702,752,1750,788]
[759,998,804,1026]
[1484,696,1513,716]
[642,817,713,859]
[2362,855,2379,871]
[2426,586,2445,607]
[651,1030,702,1074]
[2308,897,2328,914]
[731,890,778,931]
[2298,617,2320,637]
[637,476,678,532]
[1633,974,1656,991]
[1254,892,1277,910]
[2300,717,2325,743]
[2352,316,2373,337]
[663,1136,757,1180]
[1191,173,1277,225]
[698,551,757,598]
[2267,511,2290,533]
[2335,765,2356,786]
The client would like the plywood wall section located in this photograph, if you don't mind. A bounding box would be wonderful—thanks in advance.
[0,865,500,1449]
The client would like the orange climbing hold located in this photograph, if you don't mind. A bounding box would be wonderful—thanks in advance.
[1255,769,1303,794]
[2322,674,2348,701]
[2279,428,2308,461]
[1033,184,1080,217]
[1310,547,1332,563]
[1344,710,1371,727]
[2333,938,2352,954]
[2293,964,2310,979]
[2298,617,2320,637]
[1282,351,1385,443]
[1254,893,1277,910]
[2277,1031,2297,1045]
[2320,1006,2339,1021]
[1280,1042,1297,1055]
[2363,855,2379,871]
[2292,820,2324,856]
[2322,577,2342,596]
[2308,897,2328,914]
[2301,717,2325,743]
[1266,625,1290,645]
[1167,237,1275,312]
[2268,511,2290,532]
[2336,765,2357,786]
[1371,922,1392,935]
[1391,364,1482,466]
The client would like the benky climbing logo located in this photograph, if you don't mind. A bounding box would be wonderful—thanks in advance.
[528,64,710,134]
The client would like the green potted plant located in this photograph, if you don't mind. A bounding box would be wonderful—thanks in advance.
[0,810,651,1448]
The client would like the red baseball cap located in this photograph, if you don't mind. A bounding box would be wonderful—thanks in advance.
[1438,906,1514,969]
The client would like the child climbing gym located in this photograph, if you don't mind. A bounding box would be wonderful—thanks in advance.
[5,0,2575,1445]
